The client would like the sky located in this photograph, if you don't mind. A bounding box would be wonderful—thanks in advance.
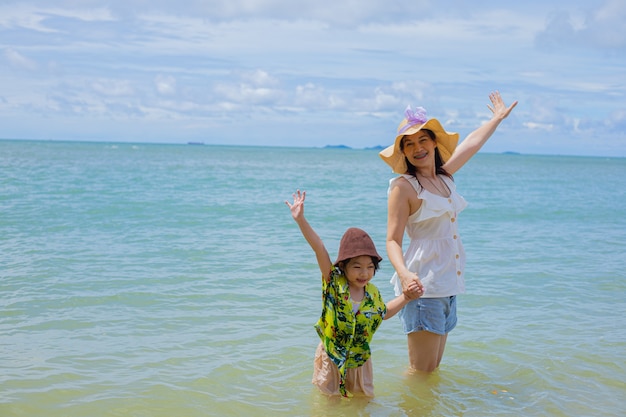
[1,0,625,157]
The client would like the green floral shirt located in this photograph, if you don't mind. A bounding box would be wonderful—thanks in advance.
[315,267,387,397]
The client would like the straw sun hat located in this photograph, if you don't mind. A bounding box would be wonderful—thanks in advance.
[379,106,460,174]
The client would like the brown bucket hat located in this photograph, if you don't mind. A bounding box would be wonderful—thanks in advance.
[334,227,383,266]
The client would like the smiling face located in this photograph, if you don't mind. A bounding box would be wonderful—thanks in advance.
[400,129,437,170]
[342,255,376,289]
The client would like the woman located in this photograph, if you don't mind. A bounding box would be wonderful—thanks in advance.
[379,91,517,373]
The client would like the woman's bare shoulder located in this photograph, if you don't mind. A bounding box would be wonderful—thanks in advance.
[390,175,415,193]
[389,176,422,215]
[389,176,420,204]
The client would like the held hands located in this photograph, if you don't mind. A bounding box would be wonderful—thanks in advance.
[401,272,424,300]
[487,91,518,121]
[285,189,306,221]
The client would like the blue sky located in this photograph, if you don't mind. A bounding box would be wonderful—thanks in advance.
[1,0,625,156]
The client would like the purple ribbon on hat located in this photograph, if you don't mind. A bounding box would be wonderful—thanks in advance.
[398,105,428,134]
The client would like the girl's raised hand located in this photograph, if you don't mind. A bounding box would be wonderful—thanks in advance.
[285,189,306,221]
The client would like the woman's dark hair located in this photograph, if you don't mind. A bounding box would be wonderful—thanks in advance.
[337,256,381,276]
[400,129,453,180]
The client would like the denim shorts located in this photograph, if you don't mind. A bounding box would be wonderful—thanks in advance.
[398,296,457,335]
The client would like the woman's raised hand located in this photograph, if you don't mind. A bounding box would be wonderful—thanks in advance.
[487,91,518,121]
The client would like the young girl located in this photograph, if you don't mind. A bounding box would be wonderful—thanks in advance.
[286,190,422,397]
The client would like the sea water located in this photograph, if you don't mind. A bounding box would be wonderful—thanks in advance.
[1,140,625,417]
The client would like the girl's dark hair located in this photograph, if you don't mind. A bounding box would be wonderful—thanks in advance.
[400,129,453,180]
[337,257,381,275]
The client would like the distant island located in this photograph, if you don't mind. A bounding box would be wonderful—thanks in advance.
[323,146,522,154]
[324,144,386,150]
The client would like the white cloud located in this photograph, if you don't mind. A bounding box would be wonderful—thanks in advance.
[535,0,626,51]
[294,83,327,107]
[0,4,56,32]
[524,121,555,131]
[239,69,279,87]
[0,4,114,32]
[91,79,134,96]
[606,108,626,132]
[214,81,283,105]
[155,75,176,95]
[4,48,38,70]
[0,0,624,156]
[588,0,626,49]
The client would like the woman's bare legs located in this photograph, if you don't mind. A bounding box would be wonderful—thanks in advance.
[407,331,448,373]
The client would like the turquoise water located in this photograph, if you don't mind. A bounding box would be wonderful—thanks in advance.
[1,140,625,416]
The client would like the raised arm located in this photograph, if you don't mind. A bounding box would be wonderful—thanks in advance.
[443,91,518,175]
[286,190,333,281]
